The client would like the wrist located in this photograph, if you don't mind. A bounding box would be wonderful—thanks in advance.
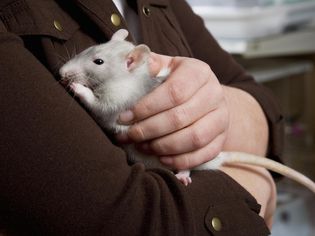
[221,85,269,156]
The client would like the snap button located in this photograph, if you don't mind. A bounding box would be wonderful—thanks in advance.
[211,217,222,232]
[53,20,63,31]
[111,13,121,26]
[142,6,151,17]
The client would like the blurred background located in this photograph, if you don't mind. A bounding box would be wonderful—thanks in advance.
[186,0,315,235]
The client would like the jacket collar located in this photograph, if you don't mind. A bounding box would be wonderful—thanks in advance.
[72,0,169,41]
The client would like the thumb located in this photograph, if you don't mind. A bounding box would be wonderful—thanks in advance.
[148,52,173,77]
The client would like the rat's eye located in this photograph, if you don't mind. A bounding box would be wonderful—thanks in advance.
[93,59,104,65]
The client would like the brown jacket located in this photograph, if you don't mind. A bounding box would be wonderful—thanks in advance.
[0,0,282,235]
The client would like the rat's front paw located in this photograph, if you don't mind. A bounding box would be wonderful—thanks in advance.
[70,82,96,105]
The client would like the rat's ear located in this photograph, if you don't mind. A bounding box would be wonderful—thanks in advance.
[111,29,129,41]
[126,44,151,71]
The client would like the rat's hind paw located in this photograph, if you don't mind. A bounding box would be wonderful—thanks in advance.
[175,170,192,186]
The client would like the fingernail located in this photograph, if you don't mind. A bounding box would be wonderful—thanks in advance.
[160,157,173,165]
[119,110,134,124]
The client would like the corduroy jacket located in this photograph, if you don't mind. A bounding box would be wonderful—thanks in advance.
[0,0,283,235]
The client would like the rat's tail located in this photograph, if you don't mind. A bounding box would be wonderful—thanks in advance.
[196,151,315,194]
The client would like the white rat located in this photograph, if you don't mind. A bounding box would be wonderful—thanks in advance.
[59,29,315,193]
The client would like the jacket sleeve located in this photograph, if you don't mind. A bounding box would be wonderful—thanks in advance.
[0,28,269,235]
[169,0,284,162]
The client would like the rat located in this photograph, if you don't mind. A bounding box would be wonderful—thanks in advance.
[59,29,315,193]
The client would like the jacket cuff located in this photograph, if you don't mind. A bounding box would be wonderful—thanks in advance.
[186,170,270,235]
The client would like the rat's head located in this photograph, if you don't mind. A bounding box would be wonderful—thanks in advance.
[59,29,151,97]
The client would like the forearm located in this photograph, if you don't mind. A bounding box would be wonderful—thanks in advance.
[222,85,269,156]
[221,86,276,227]
[219,164,276,229]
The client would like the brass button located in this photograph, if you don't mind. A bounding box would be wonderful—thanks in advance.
[211,217,222,232]
[111,13,121,26]
[142,6,151,17]
[53,20,63,31]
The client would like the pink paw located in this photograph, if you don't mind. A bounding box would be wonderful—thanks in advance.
[70,82,87,95]
[175,172,192,186]
[70,82,95,105]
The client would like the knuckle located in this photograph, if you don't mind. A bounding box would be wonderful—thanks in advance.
[200,62,212,76]
[129,124,146,142]
[135,99,153,119]
[210,141,223,159]
[195,61,212,82]
[190,128,207,149]
[151,139,167,154]
[169,107,188,129]
[168,81,186,106]
[204,83,224,109]
[214,84,224,100]
[213,107,229,132]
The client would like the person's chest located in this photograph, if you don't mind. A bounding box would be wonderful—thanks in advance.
[1,0,192,78]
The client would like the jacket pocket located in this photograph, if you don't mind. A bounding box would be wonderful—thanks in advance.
[0,0,79,40]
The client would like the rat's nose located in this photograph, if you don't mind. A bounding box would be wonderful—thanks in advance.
[59,68,76,87]
[60,70,76,80]
[59,65,74,78]
[64,72,73,78]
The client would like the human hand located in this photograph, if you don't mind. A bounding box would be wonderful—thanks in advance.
[118,53,230,170]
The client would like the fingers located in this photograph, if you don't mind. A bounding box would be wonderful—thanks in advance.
[135,106,229,170]
[119,56,212,124]
[160,133,226,170]
[127,80,222,142]
[140,105,228,156]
